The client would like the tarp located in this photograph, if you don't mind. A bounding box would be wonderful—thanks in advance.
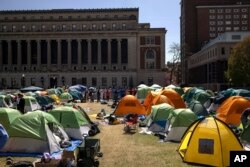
[20,86,44,92]
[178,116,243,167]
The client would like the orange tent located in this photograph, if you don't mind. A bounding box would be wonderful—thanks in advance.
[143,91,175,115]
[160,89,186,108]
[216,96,250,126]
[113,95,146,116]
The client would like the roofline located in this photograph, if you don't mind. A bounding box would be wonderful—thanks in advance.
[0,8,139,14]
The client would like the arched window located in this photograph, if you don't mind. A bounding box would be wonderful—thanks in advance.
[145,49,155,69]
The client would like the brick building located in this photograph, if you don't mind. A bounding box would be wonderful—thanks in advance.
[0,8,166,89]
[180,0,250,87]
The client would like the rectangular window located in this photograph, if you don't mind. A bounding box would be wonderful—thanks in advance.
[242,15,248,19]
[225,27,231,31]
[199,139,214,154]
[209,21,215,25]
[209,15,215,19]
[225,9,231,13]
[148,77,153,86]
[209,9,215,13]
[112,77,117,87]
[242,8,247,12]
[217,15,223,19]
[145,36,155,45]
[122,77,127,87]
[225,15,231,19]
[221,47,225,55]
[217,9,223,13]
[242,21,248,25]
[72,78,77,85]
[92,77,97,87]
[232,35,241,40]
[82,77,87,85]
[233,9,239,13]
[102,77,107,87]
[31,78,36,86]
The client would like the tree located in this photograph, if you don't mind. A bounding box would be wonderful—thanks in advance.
[226,36,250,87]
[168,42,181,84]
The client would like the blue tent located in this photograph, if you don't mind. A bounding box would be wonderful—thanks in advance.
[68,84,87,93]
[20,86,44,92]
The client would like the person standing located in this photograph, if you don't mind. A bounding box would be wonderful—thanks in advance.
[17,93,25,114]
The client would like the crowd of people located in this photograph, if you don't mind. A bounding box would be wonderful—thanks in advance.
[85,87,137,103]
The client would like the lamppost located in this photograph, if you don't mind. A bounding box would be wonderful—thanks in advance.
[53,76,56,88]
[21,74,25,88]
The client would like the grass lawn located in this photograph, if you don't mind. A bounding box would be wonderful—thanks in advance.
[0,101,199,167]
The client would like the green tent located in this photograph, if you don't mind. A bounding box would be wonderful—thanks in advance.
[0,108,22,130]
[23,96,41,112]
[145,103,174,133]
[137,86,154,99]
[165,108,198,142]
[59,92,73,102]
[1,110,69,154]
[240,123,250,145]
[49,106,91,140]
[0,95,14,108]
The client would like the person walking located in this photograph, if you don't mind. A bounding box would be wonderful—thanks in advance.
[17,93,25,114]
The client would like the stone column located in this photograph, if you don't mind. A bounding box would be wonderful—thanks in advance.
[87,39,91,67]
[67,39,71,69]
[8,40,12,66]
[0,40,3,68]
[27,40,31,68]
[57,39,61,70]
[17,40,21,69]
[107,39,111,70]
[77,39,82,67]
[97,39,101,69]
[118,39,121,70]
[47,39,51,69]
[37,40,41,69]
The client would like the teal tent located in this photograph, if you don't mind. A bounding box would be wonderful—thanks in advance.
[188,100,209,117]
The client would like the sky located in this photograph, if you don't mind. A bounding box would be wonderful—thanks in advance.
[0,0,180,62]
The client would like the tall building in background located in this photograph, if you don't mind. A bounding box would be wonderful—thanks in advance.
[0,8,166,89]
[180,0,250,90]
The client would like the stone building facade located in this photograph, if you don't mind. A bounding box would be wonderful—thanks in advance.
[188,31,250,91]
[0,8,166,89]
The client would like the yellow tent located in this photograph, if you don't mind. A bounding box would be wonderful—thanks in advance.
[113,95,146,116]
[178,116,243,167]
